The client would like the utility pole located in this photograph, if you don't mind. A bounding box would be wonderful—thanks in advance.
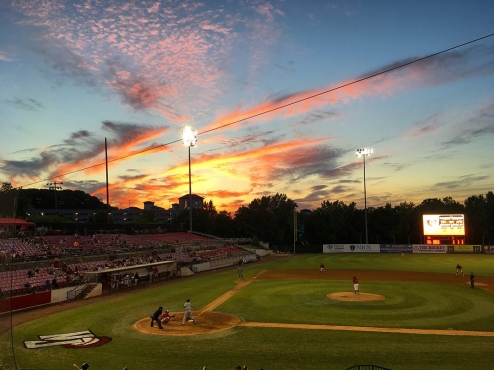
[293,210,297,254]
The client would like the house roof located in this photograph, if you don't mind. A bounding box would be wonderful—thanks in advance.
[0,218,36,226]
[178,194,204,200]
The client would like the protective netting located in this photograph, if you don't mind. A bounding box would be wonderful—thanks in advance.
[0,186,19,370]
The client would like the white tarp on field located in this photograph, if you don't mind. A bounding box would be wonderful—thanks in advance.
[323,244,380,253]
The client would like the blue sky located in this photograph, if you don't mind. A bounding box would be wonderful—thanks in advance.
[0,0,493,213]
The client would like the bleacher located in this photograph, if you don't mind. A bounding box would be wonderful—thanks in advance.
[0,267,72,296]
[0,232,254,298]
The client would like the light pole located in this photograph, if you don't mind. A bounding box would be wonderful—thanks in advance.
[47,181,63,215]
[182,126,198,233]
[356,148,373,244]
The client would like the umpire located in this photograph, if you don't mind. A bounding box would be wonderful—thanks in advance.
[150,306,163,329]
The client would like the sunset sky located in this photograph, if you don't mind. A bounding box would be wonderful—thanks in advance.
[1,0,493,214]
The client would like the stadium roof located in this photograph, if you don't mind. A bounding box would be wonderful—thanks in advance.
[0,218,35,226]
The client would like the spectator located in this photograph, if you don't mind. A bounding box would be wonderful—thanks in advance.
[24,282,33,294]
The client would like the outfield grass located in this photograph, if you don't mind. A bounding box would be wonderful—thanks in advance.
[1,253,494,370]
[279,253,494,276]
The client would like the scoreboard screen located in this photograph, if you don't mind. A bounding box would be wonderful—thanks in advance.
[423,214,465,236]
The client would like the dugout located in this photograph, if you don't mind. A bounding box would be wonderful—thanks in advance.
[81,260,177,293]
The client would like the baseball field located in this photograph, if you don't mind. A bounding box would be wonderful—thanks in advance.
[1,253,494,370]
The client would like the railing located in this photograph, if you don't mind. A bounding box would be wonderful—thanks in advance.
[66,284,87,300]
[66,277,95,300]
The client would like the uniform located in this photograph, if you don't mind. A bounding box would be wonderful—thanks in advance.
[456,264,464,275]
[183,298,196,324]
[320,263,326,272]
[160,310,174,324]
[352,276,359,295]
[150,306,163,329]
[238,266,243,278]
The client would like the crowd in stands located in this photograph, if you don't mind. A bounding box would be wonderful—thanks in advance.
[0,233,252,298]
[0,232,233,263]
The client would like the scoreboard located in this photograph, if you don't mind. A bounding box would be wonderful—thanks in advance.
[423,214,465,236]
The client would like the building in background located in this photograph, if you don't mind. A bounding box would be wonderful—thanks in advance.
[26,195,202,224]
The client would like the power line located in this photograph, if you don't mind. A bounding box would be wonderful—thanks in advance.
[16,32,494,189]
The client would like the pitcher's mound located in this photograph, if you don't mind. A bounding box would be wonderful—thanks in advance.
[327,292,385,302]
[133,312,241,336]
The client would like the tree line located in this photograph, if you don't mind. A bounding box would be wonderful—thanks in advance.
[177,193,494,246]
[1,183,493,245]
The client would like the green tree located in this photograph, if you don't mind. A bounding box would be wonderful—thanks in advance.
[0,182,19,218]
[464,194,490,244]
[394,201,416,244]
[233,193,297,245]
[305,200,359,244]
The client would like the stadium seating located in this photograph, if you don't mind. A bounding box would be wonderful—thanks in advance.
[0,233,249,298]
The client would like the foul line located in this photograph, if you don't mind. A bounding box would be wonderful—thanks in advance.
[197,278,253,316]
[237,322,494,337]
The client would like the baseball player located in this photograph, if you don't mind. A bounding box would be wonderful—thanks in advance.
[456,264,464,275]
[352,276,359,295]
[320,263,326,272]
[150,306,163,329]
[182,298,196,324]
[238,265,243,278]
[160,309,175,324]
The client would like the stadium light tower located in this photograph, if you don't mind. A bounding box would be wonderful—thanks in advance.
[356,148,373,244]
[182,126,198,233]
[46,181,63,215]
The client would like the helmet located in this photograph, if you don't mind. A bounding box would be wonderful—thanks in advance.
[159,306,162,309]
[81,364,90,370]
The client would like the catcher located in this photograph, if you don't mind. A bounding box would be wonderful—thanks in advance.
[160,309,175,324]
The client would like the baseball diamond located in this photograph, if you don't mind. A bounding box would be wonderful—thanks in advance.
[2,253,494,370]
[132,269,494,337]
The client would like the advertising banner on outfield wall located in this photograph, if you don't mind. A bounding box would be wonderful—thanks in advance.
[380,244,413,253]
[412,245,447,253]
[483,246,494,254]
[446,245,482,253]
[323,244,380,253]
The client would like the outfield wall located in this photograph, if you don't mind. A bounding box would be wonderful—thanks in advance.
[0,291,51,313]
[323,244,482,254]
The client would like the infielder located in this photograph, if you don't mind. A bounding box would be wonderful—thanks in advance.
[456,264,464,275]
[183,298,196,324]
